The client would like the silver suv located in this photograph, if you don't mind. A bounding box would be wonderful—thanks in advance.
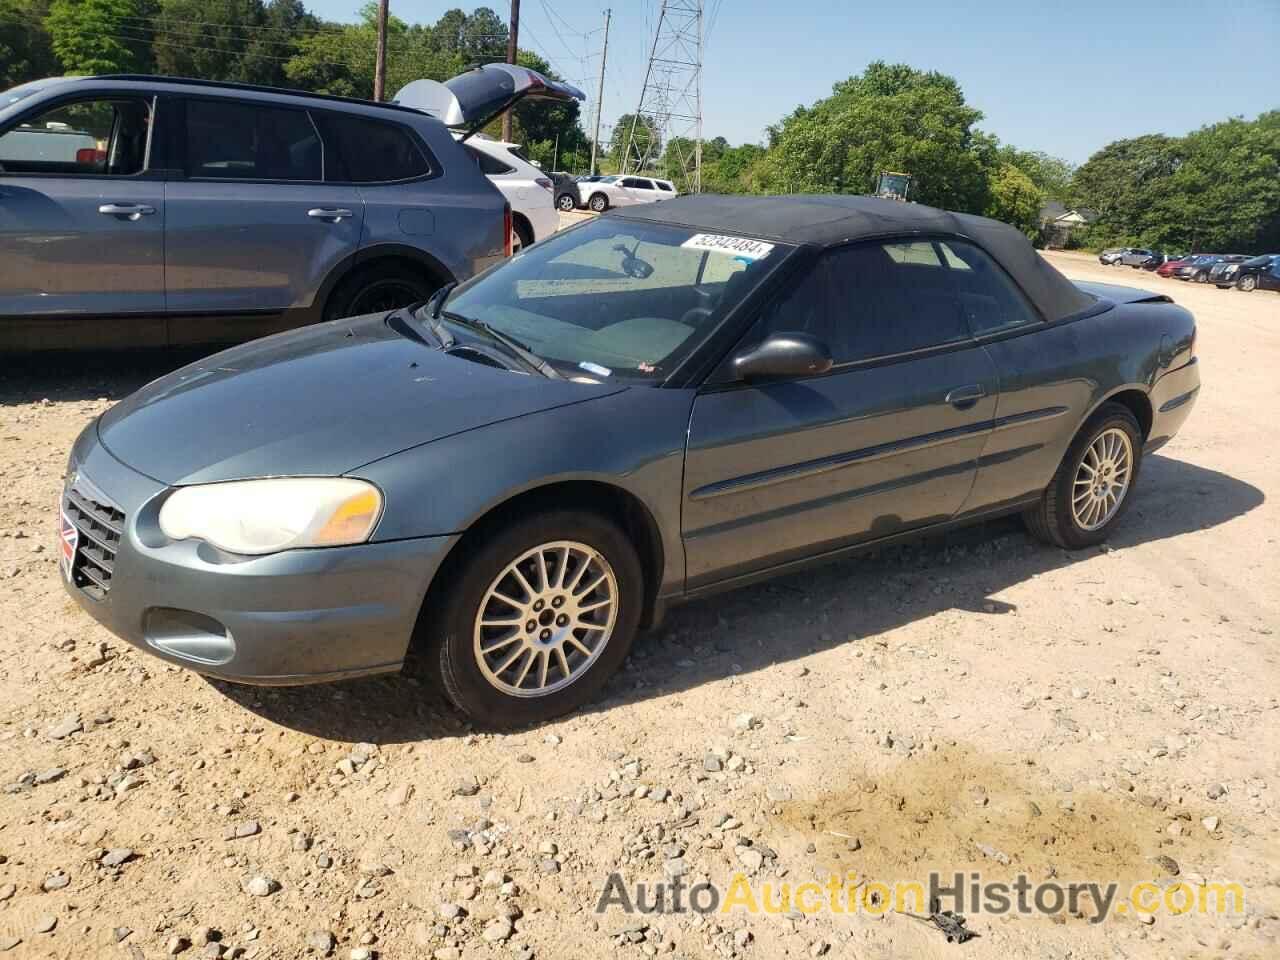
[0,66,581,351]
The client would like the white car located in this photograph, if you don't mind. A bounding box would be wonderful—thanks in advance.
[458,135,559,252]
[561,175,678,213]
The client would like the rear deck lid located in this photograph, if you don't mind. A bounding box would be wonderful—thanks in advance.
[395,64,585,140]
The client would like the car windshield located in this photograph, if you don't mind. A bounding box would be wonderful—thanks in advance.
[430,218,791,382]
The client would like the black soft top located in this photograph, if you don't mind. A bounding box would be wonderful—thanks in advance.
[609,194,1095,323]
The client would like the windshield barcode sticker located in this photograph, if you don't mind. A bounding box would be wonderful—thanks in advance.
[681,234,775,260]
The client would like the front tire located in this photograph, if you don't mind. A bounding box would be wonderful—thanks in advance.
[556,193,577,212]
[1237,275,1257,292]
[588,193,609,213]
[1024,403,1143,550]
[429,511,643,728]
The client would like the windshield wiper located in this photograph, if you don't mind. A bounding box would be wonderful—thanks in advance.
[416,283,458,348]
[441,310,562,379]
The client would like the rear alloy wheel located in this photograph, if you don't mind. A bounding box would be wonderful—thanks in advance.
[588,193,609,213]
[1238,275,1257,292]
[430,511,642,727]
[1024,403,1143,550]
[556,193,577,212]
[324,263,438,322]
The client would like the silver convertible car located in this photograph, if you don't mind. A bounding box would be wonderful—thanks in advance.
[61,195,1200,726]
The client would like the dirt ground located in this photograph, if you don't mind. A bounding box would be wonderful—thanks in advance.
[0,251,1277,960]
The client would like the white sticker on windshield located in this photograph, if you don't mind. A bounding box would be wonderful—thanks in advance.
[579,361,612,378]
[681,233,775,260]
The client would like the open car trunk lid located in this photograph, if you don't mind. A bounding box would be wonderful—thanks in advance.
[395,64,585,141]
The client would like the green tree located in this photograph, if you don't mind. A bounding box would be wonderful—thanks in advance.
[756,61,989,211]
[1,0,58,87]
[997,147,1073,200]
[45,0,155,74]
[610,113,661,170]
[984,163,1043,238]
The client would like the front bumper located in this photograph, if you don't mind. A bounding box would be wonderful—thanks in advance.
[61,424,457,684]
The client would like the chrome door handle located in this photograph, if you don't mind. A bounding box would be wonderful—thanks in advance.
[945,384,987,409]
[98,203,156,220]
[308,208,353,222]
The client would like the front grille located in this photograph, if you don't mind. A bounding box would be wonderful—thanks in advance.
[64,485,125,601]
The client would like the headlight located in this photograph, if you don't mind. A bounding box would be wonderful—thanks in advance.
[159,478,382,555]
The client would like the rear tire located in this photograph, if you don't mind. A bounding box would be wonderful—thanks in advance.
[324,262,439,322]
[427,510,643,728]
[1024,403,1143,550]
[556,193,577,212]
[511,217,534,254]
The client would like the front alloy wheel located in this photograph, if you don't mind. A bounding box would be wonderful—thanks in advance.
[589,193,608,213]
[427,510,642,727]
[1238,275,1256,292]
[474,541,618,698]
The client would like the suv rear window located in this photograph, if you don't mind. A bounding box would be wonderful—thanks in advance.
[464,144,514,176]
[314,113,431,183]
[185,99,321,181]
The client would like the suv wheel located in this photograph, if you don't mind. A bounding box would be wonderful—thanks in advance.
[511,218,534,255]
[556,193,577,212]
[1237,275,1257,292]
[1194,270,1209,283]
[1024,403,1143,550]
[324,263,438,322]
[588,193,609,213]
[429,510,643,728]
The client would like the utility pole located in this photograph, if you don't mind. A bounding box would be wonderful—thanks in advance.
[372,0,389,101]
[502,0,520,141]
[590,7,611,176]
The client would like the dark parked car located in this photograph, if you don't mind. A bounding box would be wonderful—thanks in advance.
[1228,254,1280,292]
[1175,254,1234,282]
[1207,255,1253,288]
[61,195,1200,726]
[0,65,581,351]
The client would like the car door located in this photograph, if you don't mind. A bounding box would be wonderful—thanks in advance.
[682,239,999,589]
[938,238,1095,511]
[0,93,165,345]
[1265,261,1280,292]
[163,96,364,334]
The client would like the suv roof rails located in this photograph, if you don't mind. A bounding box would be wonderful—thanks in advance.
[93,75,426,116]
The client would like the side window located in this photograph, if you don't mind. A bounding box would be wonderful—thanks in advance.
[656,181,674,192]
[185,99,320,181]
[749,240,970,365]
[0,98,152,176]
[463,144,514,176]
[314,112,431,182]
[622,177,646,189]
[937,240,1040,335]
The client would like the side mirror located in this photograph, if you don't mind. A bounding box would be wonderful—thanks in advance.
[732,332,833,381]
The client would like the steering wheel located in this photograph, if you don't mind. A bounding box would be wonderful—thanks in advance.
[678,306,714,328]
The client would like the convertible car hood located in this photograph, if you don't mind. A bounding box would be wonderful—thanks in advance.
[98,314,623,485]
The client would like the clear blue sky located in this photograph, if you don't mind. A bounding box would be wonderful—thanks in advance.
[308,0,1279,164]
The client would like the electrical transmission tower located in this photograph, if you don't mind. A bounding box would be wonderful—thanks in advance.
[622,0,703,192]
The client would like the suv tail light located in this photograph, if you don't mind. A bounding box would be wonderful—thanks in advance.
[503,203,513,257]
[535,177,553,191]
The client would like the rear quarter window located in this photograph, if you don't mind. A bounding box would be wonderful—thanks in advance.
[313,112,432,183]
